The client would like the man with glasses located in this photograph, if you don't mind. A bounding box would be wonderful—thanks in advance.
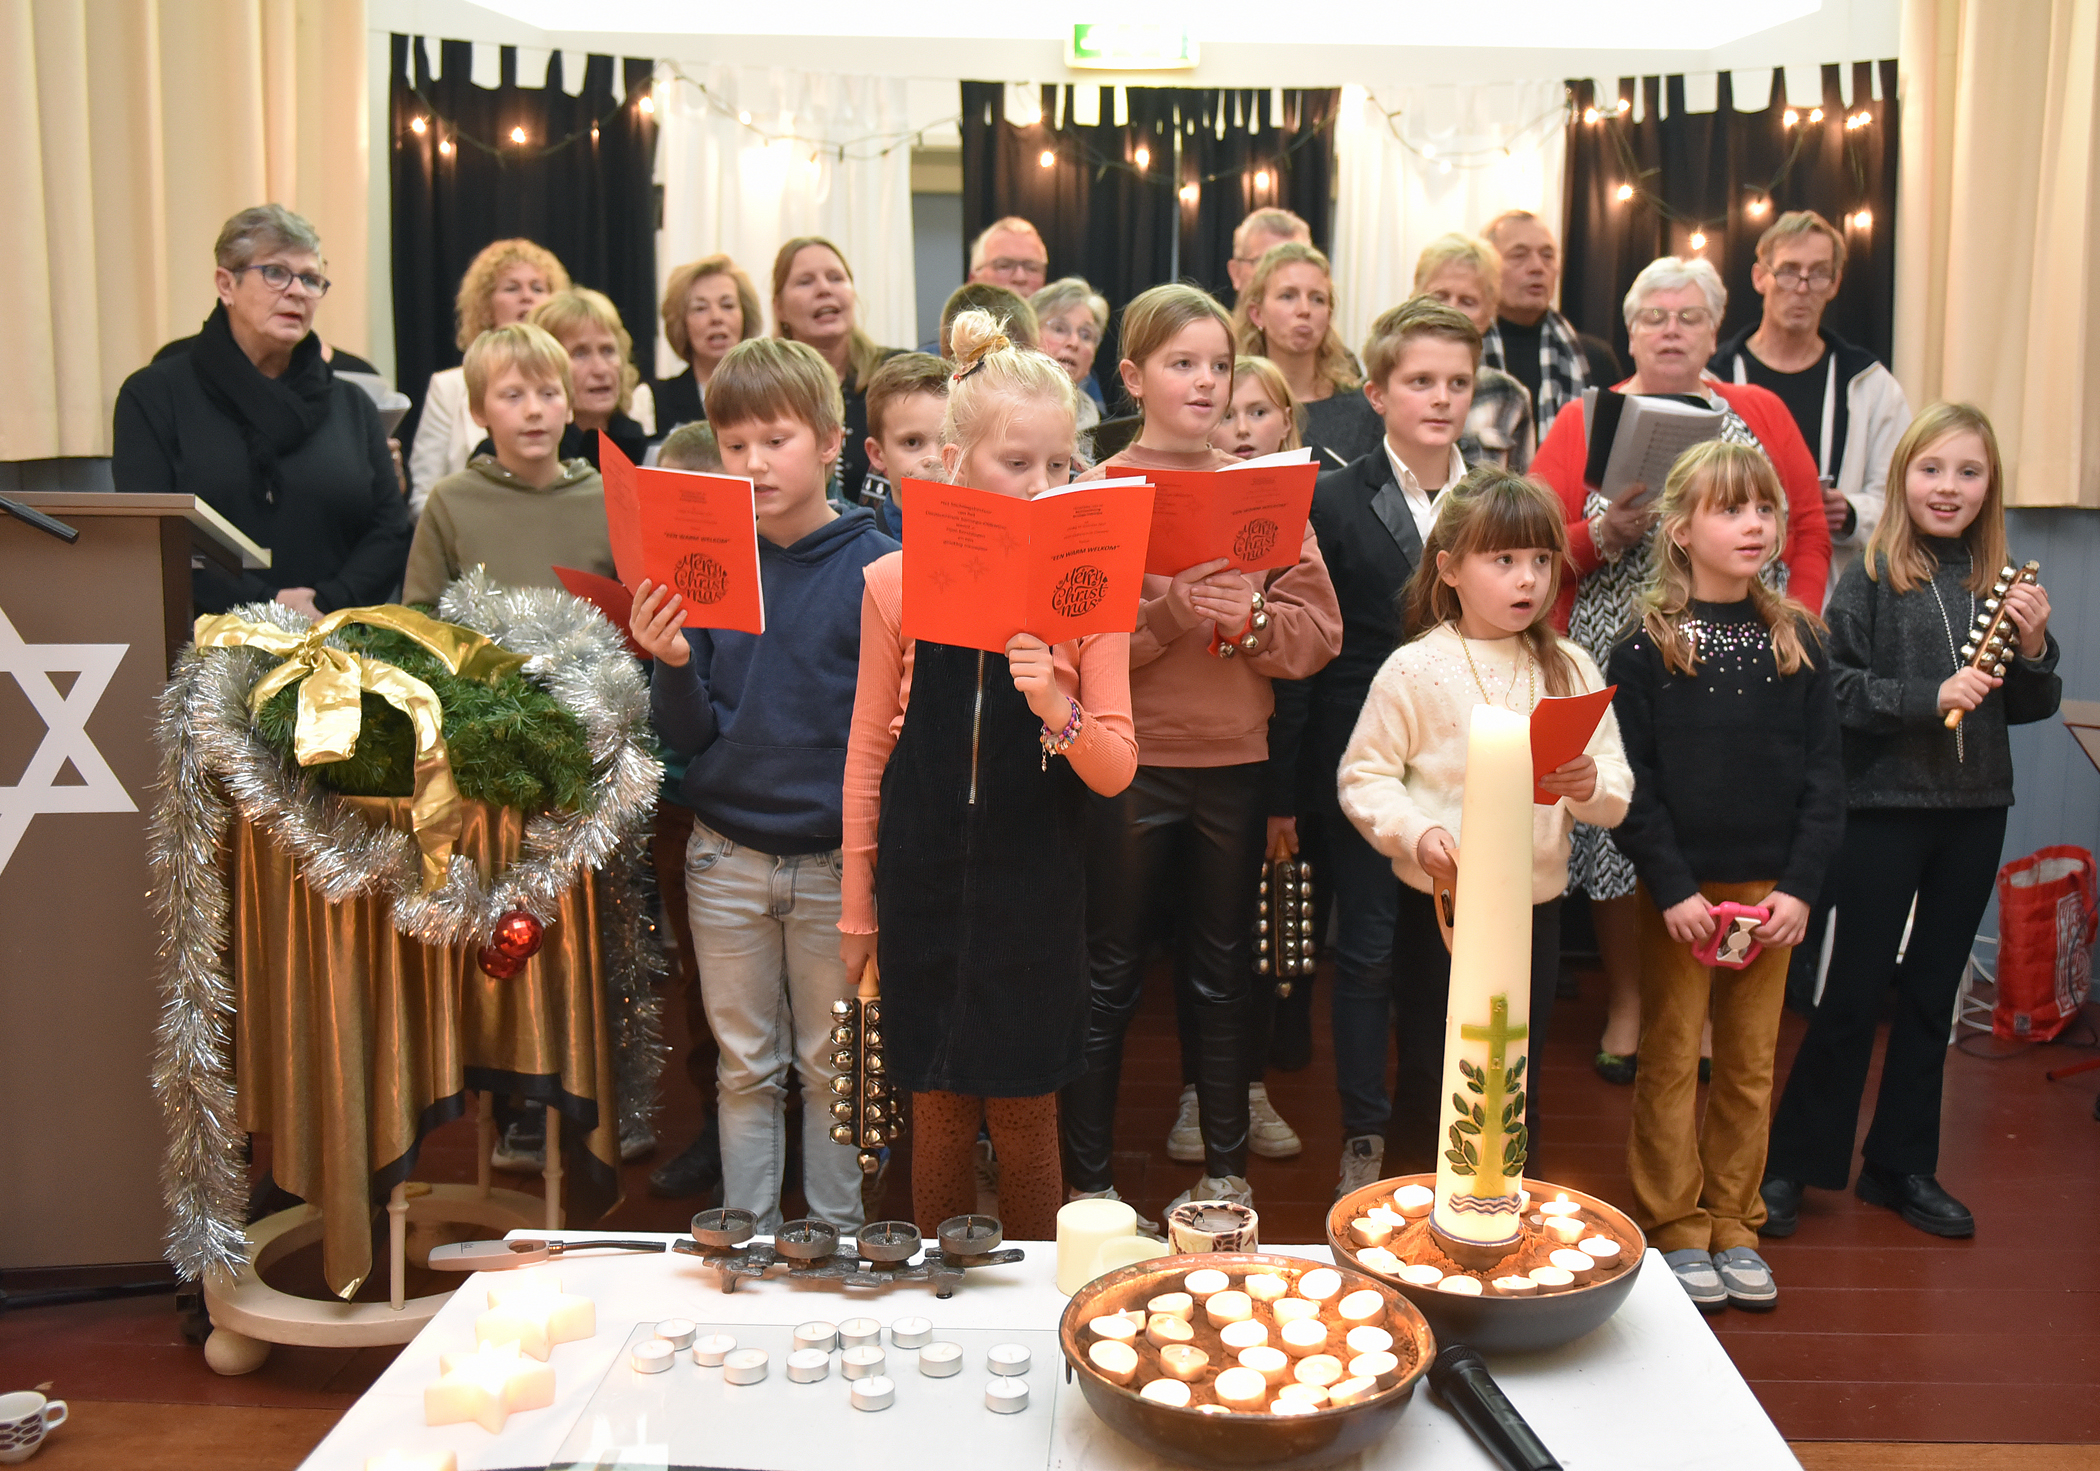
[968,217,1051,296]
[1710,211,1909,598]
[1226,208,1312,297]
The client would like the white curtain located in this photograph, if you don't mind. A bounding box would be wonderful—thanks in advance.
[1329,80,1567,356]
[654,65,917,375]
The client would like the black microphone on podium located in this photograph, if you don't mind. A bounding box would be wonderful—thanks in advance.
[1428,1343,1563,1471]
[1,495,79,543]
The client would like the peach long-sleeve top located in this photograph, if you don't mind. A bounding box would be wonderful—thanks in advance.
[839,552,1139,936]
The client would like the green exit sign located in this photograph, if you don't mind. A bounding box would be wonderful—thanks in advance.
[1066,23,1200,70]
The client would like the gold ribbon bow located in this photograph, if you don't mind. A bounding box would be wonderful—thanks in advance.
[194,606,529,890]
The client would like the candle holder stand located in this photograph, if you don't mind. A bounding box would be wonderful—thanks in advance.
[674,1210,1023,1298]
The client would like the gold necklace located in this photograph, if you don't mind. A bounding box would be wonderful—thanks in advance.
[1454,621,1538,713]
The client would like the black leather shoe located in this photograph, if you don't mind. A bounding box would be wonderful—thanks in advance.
[1855,1164,1974,1237]
[1758,1176,1801,1238]
[648,1118,723,1200]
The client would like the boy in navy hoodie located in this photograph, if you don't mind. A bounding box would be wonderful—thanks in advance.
[630,337,899,1233]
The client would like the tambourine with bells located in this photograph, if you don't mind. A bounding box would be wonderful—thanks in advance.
[1255,834,1315,996]
[1947,559,2041,731]
[830,958,899,1174]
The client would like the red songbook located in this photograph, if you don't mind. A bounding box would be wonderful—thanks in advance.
[597,433,766,635]
[900,476,1155,654]
[1532,686,1617,804]
[1142,452,1318,576]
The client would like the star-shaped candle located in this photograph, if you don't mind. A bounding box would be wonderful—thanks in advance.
[423,1339,555,1433]
[475,1268,595,1360]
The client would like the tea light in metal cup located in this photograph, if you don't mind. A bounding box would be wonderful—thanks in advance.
[1391,1183,1434,1218]
[1549,1248,1598,1285]
[919,1341,963,1378]
[1113,1308,1147,1330]
[890,1316,933,1349]
[1294,1353,1344,1388]
[1528,1265,1576,1294]
[1140,1378,1192,1408]
[851,1375,896,1412]
[653,1318,696,1350]
[1543,1215,1586,1244]
[692,1333,737,1366]
[856,1220,921,1264]
[1357,1246,1401,1274]
[690,1207,758,1249]
[1348,1350,1400,1387]
[1344,1325,1392,1356]
[1089,1314,1138,1343]
[774,1218,840,1261]
[1277,1382,1330,1408]
[1349,1215,1394,1248]
[1239,1345,1291,1386]
[1336,1288,1384,1324]
[1328,1375,1379,1406]
[842,1345,887,1380]
[1269,1398,1320,1418]
[937,1214,1003,1258]
[1088,1339,1138,1385]
[1579,1237,1623,1270]
[1491,1275,1539,1297]
[1271,1296,1320,1327]
[985,1379,1030,1414]
[1538,1194,1580,1219]
[1244,1273,1290,1303]
[787,1348,831,1383]
[1204,1289,1255,1327]
[1278,1318,1328,1357]
[987,1343,1031,1376]
[1182,1268,1231,1298]
[1219,1319,1269,1352]
[1146,1314,1194,1349]
[1296,1267,1343,1302]
[1157,1343,1210,1381]
[1436,1275,1484,1296]
[1147,1290,1195,1322]
[1396,1264,1444,1288]
[794,1321,840,1353]
[839,1317,883,1350]
[1213,1366,1269,1410]
[631,1340,675,1374]
[723,1348,770,1385]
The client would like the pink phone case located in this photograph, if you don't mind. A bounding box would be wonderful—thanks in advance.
[1692,902,1770,969]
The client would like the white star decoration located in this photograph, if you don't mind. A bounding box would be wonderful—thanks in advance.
[0,606,135,876]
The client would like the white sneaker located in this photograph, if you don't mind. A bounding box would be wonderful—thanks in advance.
[1165,1085,1205,1163]
[1246,1083,1302,1159]
[1334,1135,1384,1200]
[1067,1184,1161,1237]
[1166,1174,1254,1215]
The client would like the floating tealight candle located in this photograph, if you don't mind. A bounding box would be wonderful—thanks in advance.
[1348,1350,1400,1387]
[723,1348,770,1386]
[1294,1354,1344,1388]
[1270,1399,1320,1417]
[786,1348,830,1383]
[1115,1308,1148,1330]
[1538,1194,1579,1218]
[1140,1379,1193,1408]
[1239,1346,1290,1386]
[1436,1275,1484,1296]
[1336,1289,1384,1324]
[1147,1291,1195,1322]
[1356,1247,1401,1274]
[842,1346,887,1380]
[1204,1289,1255,1326]
[1219,1319,1269,1351]
[1527,1266,1575,1294]
[890,1316,934,1349]
[1579,1237,1622,1269]
[1158,1344,1210,1381]
[424,1340,555,1434]
[654,1319,696,1351]
[839,1317,882,1349]
[1278,1318,1328,1357]
[793,1321,840,1354]
[1213,1366,1269,1410]
[630,1340,675,1374]
[1348,1216,1393,1248]
[919,1341,963,1378]
[1270,1297,1321,1326]
[1391,1183,1434,1218]
[1245,1273,1291,1303]
[1549,1249,1598,1285]
[1296,1268,1343,1302]
[986,1379,1029,1414]
[1344,1325,1393,1356]
[1491,1275,1538,1297]
[988,1344,1031,1376]
[1328,1375,1379,1406]
[1089,1315,1138,1343]
[477,1271,595,1361]
[1277,1382,1329,1407]
[1543,1216,1586,1244]
[1396,1264,1444,1288]
[692,1334,736,1367]
[1183,1268,1231,1298]
[1088,1340,1138,1385]
[1197,1404,1233,1417]
[852,1375,896,1412]
[1146,1314,1195,1349]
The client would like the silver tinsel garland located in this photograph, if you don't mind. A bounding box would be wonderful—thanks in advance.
[149,572,668,1279]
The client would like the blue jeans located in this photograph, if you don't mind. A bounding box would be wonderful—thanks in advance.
[684,821,864,1234]
[1325,811,1407,1139]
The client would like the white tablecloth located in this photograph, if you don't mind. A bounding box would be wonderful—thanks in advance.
[296,1232,1798,1470]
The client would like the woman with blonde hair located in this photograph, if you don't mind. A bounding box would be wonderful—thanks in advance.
[408,238,570,511]
[772,236,901,501]
[655,254,765,433]
[1414,233,1536,470]
[526,288,655,467]
[1233,241,1380,468]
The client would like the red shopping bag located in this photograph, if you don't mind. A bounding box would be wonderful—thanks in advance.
[1992,845,2097,1041]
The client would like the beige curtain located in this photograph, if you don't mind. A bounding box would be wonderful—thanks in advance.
[1,0,368,462]
[1895,0,2100,508]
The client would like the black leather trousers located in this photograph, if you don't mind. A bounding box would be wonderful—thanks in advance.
[1061,764,1262,1190]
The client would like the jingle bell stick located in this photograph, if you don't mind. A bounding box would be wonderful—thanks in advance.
[1946,560,2040,731]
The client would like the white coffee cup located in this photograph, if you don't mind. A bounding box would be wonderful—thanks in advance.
[0,1392,66,1464]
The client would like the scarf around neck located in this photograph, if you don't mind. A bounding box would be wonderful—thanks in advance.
[191,300,335,505]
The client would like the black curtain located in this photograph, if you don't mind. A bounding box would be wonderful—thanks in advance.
[389,35,658,444]
[961,83,1337,369]
[1562,61,1899,366]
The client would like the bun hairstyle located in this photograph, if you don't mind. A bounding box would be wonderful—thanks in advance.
[939,307,1079,463]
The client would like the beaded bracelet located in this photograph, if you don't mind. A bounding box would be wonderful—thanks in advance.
[1038,702,1083,770]
[1588,509,1619,562]
[1210,591,1271,659]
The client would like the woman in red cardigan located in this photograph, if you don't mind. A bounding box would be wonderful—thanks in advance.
[1530,254,1831,1086]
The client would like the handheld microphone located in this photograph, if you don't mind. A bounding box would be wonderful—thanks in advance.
[1428,1343,1562,1471]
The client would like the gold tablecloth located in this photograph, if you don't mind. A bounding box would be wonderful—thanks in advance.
[232,797,620,1296]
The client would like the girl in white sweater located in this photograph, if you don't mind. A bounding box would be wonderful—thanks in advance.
[1338,466,1632,1173]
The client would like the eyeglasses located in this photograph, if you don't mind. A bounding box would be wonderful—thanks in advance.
[986,258,1048,277]
[1632,306,1713,330]
[1041,319,1100,348]
[1771,266,1836,290]
[234,262,331,297]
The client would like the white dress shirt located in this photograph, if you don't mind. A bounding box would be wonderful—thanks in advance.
[1381,438,1469,542]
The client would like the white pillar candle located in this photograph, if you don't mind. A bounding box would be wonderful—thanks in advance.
[1140,1378,1193,1408]
[1348,1350,1400,1387]
[1548,1249,1598,1285]
[1527,1266,1575,1294]
[1348,1217,1393,1248]
[423,1341,554,1435]
[1396,1264,1445,1289]
[1293,1354,1344,1388]
[1271,1297,1320,1326]
[723,1348,769,1385]
[842,1346,887,1380]
[653,1319,696,1350]
[366,1454,458,1471]
[1278,1318,1328,1357]
[1146,1314,1195,1349]
[987,1344,1031,1376]
[1431,706,1536,1259]
[1182,1268,1231,1298]
[890,1316,933,1349]
[1491,1275,1538,1296]
[1579,1237,1622,1269]
[1093,1235,1170,1278]
[1089,1315,1139,1343]
[1391,1184,1435,1219]
[1269,1398,1320,1417]
[1295,1268,1343,1302]
[1147,1291,1195,1322]
[630,1340,675,1374]
[919,1341,963,1378]
[1244,1273,1290,1303]
[1157,1344,1210,1381]
[851,1375,896,1412]
[793,1321,840,1354]
[839,1317,882,1349]
[1356,1247,1401,1274]
[985,1379,1030,1414]
[1056,1197,1137,1295]
[1328,1375,1379,1407]
[786,1348,831,1383]
[477,1271,595,1361]
[1543,1216,1586,1244]
[1087,1339,1138,1385]
[1276,1382,1330,1408]
[1204,1290,1255,1327]
[1436,1275,1484,1296]
[1219,1319,1269,1352]
[1336,1289,1384,1325]
[1344,1325,1393,1356]
[1212,1366,1269,1410]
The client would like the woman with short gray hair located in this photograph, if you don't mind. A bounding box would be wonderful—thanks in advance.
[1030,275,1109,438]
[114,204,408,616]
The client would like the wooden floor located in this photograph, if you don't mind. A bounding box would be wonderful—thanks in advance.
[4,952,2096,1468]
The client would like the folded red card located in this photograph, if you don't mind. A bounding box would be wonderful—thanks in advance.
[1532,686,1617,803]
[900,476,1155,653]
[552,566,648,660]
[599,432,766,634]
[1143,455,1318,576]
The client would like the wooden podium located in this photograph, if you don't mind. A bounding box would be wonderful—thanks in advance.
[0,493,267,1271]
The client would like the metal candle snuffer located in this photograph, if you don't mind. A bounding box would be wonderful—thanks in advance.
[674,1211,1023,1298]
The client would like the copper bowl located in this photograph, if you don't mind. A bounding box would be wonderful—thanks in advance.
[1060,1251,1434,1470]
[1325,1175,1645,1353]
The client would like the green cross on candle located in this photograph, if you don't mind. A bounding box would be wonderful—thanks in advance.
[1453,993,1529,1200]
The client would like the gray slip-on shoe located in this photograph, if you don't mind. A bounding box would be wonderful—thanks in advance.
[1713,1246,1779,1310]
[1663,1247,1727,1312]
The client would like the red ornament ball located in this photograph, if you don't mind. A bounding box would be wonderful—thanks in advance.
[492,910,544,961]
[476,943,524,979]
